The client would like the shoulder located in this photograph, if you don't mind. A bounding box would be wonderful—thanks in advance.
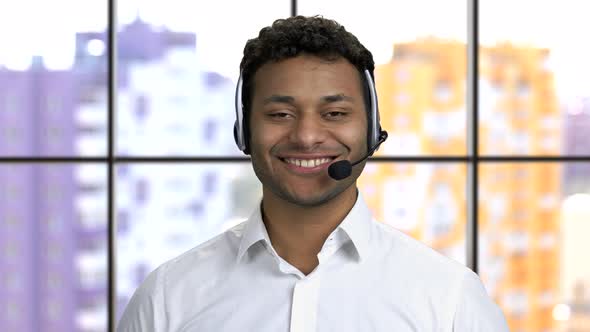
[371,220,468,281]
[159,221,247,285]
[369,221,508,330]
[453,269,509,330]
[117,221,248,331]
[369,221,469,314]
[117,260,169,331]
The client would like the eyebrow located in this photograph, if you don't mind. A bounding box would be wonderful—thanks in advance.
[262,94,355,105]
[321,94,355,103]
[263,95,295,105]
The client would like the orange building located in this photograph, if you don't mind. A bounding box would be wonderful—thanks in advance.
[359,39,562,332]
[480,44,560,332]
[361,39,468,259]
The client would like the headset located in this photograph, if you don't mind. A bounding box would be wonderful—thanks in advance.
[233,68,388,179]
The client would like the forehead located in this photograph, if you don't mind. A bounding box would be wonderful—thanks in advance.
[252,54,363,99]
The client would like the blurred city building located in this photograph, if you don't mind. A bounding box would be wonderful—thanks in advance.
[0,60,107,331]
[115,18,238,156]
[110,18,257,321]
[370,39,589,332]
[0,17,252,329]
[564,97,590,194]
[479,44,561,332]
[2,17,590,332]
[362,39,468,264]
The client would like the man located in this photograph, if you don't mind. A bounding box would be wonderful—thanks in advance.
[118,16,509,331]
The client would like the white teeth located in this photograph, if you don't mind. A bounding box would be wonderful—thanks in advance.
[285,158,332,168]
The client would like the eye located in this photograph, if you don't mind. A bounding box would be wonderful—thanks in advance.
[324,110,348,119]
[267,111,293,119]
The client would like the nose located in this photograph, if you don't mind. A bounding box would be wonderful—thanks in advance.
[289,113,327,150]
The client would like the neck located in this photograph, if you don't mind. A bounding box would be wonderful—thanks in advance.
[261,185,358,274]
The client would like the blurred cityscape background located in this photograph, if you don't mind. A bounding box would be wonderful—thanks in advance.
[1,0,590,331]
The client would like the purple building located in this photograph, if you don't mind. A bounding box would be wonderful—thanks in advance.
[0,164,36,331]
[564,98,590,194]
[117,18,196,64]
[0,44,105,332]
[0,67,82,331]
[1,17,230,330]
[0,69,35,155]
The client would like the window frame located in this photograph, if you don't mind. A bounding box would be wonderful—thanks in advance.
[0,0,589,330]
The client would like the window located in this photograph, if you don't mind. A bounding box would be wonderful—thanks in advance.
[1,1,589,331]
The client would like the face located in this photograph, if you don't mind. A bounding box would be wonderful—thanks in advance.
[248,54,368,207]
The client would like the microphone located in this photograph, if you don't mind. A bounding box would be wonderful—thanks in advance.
[328,131,388,181]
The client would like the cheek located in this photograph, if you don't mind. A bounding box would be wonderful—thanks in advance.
[249,124,283,155]
[341,120,368,151]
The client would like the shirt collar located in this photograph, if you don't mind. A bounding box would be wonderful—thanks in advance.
[236,191,373,263]
[236,202,272,263]
[336,190,373,261]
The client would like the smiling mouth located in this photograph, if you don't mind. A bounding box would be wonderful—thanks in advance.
[278,157,336,168]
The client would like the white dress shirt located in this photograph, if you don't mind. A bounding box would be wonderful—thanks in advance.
[118,192,509,331]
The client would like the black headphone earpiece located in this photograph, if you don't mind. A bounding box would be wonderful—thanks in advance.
[233,123,240,149]
[233,73,249,154]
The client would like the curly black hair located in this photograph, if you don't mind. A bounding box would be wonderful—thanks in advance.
[238,15,375,153]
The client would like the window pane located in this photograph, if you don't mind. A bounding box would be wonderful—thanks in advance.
[115,1,289,156]
[480,0,590,156]
[359,163,466,263]
[0,164,108,331]
[115,162,261,319]
[0,0,107,156]
[478,162,590,331]
[298,1,468,156]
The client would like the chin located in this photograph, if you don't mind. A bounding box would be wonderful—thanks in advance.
[275,184,350,208]
[281,193,334,207]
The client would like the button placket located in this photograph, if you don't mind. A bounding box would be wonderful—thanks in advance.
[289,275,321,332]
